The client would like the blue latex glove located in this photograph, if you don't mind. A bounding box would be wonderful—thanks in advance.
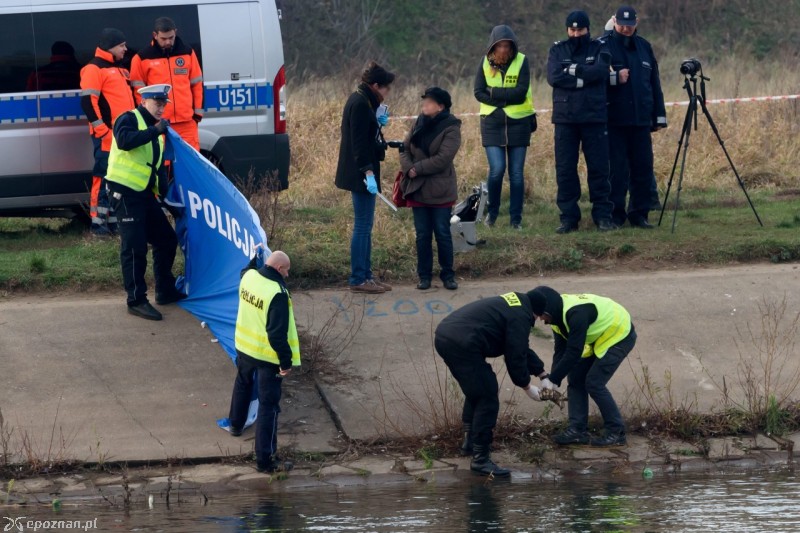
[365,174,378,195]
[377,113,389,127]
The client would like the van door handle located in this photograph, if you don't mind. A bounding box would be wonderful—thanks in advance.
[230,73,253,80]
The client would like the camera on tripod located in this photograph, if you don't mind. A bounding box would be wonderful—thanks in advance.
[386,140,405,153]
[680,57,702,77]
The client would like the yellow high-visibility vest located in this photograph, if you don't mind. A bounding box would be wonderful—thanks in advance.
[551,294,631,358]
[234,269,301,367]
[479,53,535,119]
[106,108,164,193]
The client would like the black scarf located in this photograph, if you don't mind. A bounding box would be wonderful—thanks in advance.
[410,111,452,156]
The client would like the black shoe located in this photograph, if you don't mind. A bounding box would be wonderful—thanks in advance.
[470,445,510,477]
[443,278,458,291]
[556,223,578,234]
[417,279,431,290]
[511,222,522,230]
[460,424,473,456]
[484,215,496,227]
[229,427,242,437]
[128,301,163,321]
[630,219,655,229]
[257,458,294,474]
[597,219,619,232]
[156,289,188,305]
[553,427,590,445]
[591,433,627,447]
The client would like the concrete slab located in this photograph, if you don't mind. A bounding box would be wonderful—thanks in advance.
[2,263,800,466]
[0,295,339,464]
[707,437,748,460]
[294,264,800,441]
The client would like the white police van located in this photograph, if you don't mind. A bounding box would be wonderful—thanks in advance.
[0,0,288,217]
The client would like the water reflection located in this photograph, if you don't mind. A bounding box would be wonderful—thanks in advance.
[12,471,800,532]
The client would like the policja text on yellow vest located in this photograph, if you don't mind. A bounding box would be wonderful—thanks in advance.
[479,53,535,119]
[234,269,301,367]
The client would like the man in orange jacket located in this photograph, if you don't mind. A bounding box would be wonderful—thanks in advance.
[130,16,204,150]
[80,28,135,235]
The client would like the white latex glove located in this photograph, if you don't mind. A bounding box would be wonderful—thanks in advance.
[525,385,542,401]
[541,378,556,391]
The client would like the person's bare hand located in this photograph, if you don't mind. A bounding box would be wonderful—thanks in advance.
[619,69,630,84]
[409,167,418,178]
[279,368,291,377]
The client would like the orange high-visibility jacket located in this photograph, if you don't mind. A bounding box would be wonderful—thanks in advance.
[129,36,204,123]
[79,48,135,149]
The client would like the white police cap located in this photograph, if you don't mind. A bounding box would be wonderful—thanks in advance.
[138,83,172,102]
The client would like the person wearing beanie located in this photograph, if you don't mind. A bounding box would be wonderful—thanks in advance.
[335,61,396,294]
[26,41,81,92]
[474,25,537,230]
[398,87,461,291]
[130,17,204,149]
[605,5,667,229]
[79,28,135,236]
[547,11,617,234]
[434,291,548,477]
[528,286,637,447]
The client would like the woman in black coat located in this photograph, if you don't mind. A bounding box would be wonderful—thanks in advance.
[335,61,395,294]
[399,87,462,291]
[474,25,537,229]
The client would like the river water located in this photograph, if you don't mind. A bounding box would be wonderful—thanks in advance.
[8,470,800,532]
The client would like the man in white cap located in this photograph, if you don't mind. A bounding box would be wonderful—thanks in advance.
[105,83,186,321]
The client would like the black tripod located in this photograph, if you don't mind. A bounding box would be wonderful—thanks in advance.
[658,72,763,232]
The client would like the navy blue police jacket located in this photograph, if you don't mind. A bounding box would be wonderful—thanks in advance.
[547,36,611,125]
[604,30,667,129]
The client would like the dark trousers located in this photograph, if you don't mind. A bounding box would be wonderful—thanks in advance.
[567,325,637,435]
[609,126,655,225]
[554,123,613,225]
[435,334,499,447]
[112,193,178,306]
[412,206,454,282]
[228,353,283,469]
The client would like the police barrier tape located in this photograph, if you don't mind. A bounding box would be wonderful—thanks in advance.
[392,93,800,120]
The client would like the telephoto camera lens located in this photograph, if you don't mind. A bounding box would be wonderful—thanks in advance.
[680,58,702,76]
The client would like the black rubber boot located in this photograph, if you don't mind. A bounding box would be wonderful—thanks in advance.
[470,445,510,477]
[459,424,473,456]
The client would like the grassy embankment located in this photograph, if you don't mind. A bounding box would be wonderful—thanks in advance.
[1,55,799,293]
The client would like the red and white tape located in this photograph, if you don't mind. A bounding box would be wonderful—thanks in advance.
[393,93,800,120]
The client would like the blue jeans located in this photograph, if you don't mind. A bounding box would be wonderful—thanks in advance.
[485,145,527,225]
[349,191,376,285]
[412,206,454,281]
[567,326,637,435]
[229,353,283,470]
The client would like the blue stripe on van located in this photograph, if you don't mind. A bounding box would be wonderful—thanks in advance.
[0,83,274,122]
[0,95,38,123]
[39,92,84,121]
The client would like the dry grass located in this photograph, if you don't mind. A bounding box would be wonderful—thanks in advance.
[285,54,800,210]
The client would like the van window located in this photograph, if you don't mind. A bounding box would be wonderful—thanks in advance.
[0,14,36,94]
[30,5,202,89]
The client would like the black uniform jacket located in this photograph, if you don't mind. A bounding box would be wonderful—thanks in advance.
[435,293,545,388]
[605,30,667,128]
[547,36,611,125]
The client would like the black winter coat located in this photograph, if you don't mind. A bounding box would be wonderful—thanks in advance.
[335,83,386,193]
[547,36,611,124]
[434,293,545,389]
[605,31,667,128]
[473,25,535,147]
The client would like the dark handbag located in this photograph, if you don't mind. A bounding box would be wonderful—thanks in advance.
[392,170,407,208]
